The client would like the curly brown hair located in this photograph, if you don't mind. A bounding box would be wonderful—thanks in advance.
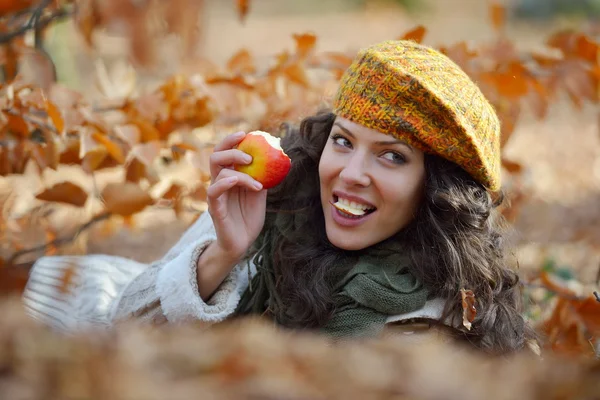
[235,110,536,354]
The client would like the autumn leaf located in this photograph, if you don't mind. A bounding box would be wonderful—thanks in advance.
[45,99,65,134]
[35,181,88,207]
[489,2,506,32]
[400,25,427,43]
[101,182,154,216]
[189,184,207,202]
[501,157,523,174]
[91,132,126,163]
[1,42,19,81]
[129,141,161,167]
[59,262,78,295]
[129,117,160,142]
[460,288,476,331]
[227,49,256,75]
[293,33,317,59]
[0,0,35,16]
[125,157,146,183]
[162,183,185,216]
[237,0,250,22]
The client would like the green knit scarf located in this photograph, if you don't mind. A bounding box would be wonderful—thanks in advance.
[321,244,429,339]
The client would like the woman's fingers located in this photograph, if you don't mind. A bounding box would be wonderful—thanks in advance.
[207,169,263,206]
[216,168,263,190]
[213,131,246,152]
[209,149,252,180]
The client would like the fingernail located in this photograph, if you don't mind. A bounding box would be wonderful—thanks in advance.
[234,131,245,137]
[243,154,252,163]
[253,181,263,190]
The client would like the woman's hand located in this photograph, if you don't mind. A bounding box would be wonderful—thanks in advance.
[206,131,268,263]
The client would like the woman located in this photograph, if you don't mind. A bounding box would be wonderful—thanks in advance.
[22,40,535,354]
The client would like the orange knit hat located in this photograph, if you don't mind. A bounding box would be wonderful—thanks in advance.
[332,40,501,191]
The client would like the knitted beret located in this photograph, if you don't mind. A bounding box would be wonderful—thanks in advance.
[332,40,501,191]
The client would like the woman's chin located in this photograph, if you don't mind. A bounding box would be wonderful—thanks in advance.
[325,227,371,251]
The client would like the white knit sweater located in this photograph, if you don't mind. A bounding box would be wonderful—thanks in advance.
[22,211,445,334]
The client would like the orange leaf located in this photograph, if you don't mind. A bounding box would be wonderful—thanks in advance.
[0,0,35,16]
[125,157,147,183]
[400,25,427,43]
[130,117,160,142]
[283,64,310,87]
[35,181,88,207]
[91,132,126,163]
[114,124,141,147]
[1,43,18,81]
[237,0,250,22]
[59,262,78,295]
[293,33,317,59]
[3,112,29,137]
[46,99,64,134]
[226,49,256,75]
[489,2,506,32]
[101,182,154,216]
[129,141,161,167]
[501,157,523,174]
[81,148,109,174]
[189,184,207,202]
[460,288,476,331]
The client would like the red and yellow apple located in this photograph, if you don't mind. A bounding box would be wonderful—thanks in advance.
[234,131,291,189]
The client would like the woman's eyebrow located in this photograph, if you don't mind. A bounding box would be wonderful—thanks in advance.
[333,122,414,153]
[374,139,414,153]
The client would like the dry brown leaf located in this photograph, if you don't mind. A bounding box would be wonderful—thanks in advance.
[293,33,317,59]
[227,49,256,75]
[237,0,250,22]
[101,182,154,216]
[125,157,146,183]
[35,182,88,207]
[129,117,160,142]
[3,112,29,137]
[114,124,141,146]
[1,42,18,81]
[282,64,310,88]
[400,25,427,43]
[91,132,126,163]
[59,262,78,295]
[501,157,523,174]
[460,288,476,331]
[129,141,161,167]
[81,148,108,173]
[45,99,64,134]
[489,2,506,32]
[189,184,207,202]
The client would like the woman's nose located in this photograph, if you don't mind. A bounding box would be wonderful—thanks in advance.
[339,154,370,187]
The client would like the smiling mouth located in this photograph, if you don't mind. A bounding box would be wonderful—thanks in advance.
[331,195,377,218]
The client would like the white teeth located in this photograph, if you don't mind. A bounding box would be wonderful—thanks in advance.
[337,197,372,211]
[334,201,366,216]
[333,196,374,216]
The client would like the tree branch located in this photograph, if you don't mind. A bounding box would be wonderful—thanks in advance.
[0,5,72,45]
[7,212,112,265]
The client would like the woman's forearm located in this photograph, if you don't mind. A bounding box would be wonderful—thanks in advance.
[196,241,241,301]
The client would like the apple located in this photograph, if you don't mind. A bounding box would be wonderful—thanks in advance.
[235,131,292,189]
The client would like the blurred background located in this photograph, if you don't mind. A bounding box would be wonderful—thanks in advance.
[5,0,600,299]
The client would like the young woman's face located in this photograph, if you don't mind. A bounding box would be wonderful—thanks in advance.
[319,117,426,251]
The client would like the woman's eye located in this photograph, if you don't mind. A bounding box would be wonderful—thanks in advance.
[331,134,351,148]
[382,151,406,164]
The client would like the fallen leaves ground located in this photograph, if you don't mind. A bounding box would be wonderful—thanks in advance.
[0,298,599,400]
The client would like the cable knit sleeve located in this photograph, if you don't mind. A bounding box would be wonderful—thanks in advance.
[22,211,254,333]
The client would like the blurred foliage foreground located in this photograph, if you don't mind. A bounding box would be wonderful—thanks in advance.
[0,298,599,400]
[0,0,599,392]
